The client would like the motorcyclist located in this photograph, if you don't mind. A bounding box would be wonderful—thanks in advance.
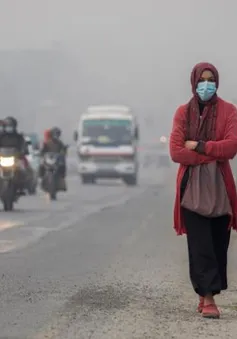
[0,117,29,194]
[0,117,27,151]
[41,127,67,156]
[40,127,67,190]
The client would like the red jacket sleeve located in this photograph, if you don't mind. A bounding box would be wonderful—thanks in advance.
[169,105,214,166]
[204,106,237,160]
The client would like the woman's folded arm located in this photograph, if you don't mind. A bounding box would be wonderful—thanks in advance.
[169,106,215,166]
[196,107,237,160]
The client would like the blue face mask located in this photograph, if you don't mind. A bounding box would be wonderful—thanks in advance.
[196,81,217,101]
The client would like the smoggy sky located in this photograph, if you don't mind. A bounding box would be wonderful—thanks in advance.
[0,0,237,137]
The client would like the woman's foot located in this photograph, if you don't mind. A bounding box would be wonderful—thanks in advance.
[201,295,220,318]
[202,303,220,319]
[197,296,204,313]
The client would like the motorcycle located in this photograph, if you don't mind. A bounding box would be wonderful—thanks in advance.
[42,152,64,200]
[0,148,19,211]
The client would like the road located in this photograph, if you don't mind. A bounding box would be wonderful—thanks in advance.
[0,159,237,338]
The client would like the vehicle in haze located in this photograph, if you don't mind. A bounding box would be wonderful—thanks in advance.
[0,147,19,211]
[141,136,170,169]
[24,135,39,195]
[25,133,40,150]
[73,105,139,185]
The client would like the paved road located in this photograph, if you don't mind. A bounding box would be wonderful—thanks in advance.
[0,161,237,338]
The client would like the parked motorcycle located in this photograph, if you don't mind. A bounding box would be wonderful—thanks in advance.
[0,148,19,211]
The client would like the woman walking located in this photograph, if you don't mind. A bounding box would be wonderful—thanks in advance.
[170,62,237,318]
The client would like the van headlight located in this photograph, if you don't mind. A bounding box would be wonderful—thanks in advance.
[0,156,15,167]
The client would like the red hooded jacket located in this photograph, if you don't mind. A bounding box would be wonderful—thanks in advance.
[170,97,237,235]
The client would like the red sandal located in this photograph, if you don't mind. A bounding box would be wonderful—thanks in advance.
[202,304,220,319]
[197,296,204,313]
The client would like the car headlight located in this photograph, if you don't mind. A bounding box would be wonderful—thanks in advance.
[0,156,15,167]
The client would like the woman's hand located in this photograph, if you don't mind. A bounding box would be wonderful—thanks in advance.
[185,140,198,150]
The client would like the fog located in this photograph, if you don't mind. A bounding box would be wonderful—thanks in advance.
[0,0,237,141]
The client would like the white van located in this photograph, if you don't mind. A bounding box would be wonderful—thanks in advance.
[74,105,139,185]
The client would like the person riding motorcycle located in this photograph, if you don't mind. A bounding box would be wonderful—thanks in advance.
[0,117,29,194]
[0,117,25,149]
[40,127,67,190]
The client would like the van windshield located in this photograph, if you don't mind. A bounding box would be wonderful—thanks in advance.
[82,119,132,146]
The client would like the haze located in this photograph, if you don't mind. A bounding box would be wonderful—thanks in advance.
[0,0,236,140]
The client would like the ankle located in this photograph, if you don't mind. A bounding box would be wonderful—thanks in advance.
[204,294,215,306]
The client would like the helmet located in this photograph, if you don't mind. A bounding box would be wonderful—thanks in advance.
[50,127,61,140]
[4,116,17,128]
[4,116,17,133]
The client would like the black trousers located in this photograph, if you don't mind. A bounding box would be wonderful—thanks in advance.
[183,208,231,297]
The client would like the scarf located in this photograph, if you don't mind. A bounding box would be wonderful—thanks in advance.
[186,62,219,141]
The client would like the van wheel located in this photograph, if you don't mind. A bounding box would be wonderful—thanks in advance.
[123,175,137,186]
